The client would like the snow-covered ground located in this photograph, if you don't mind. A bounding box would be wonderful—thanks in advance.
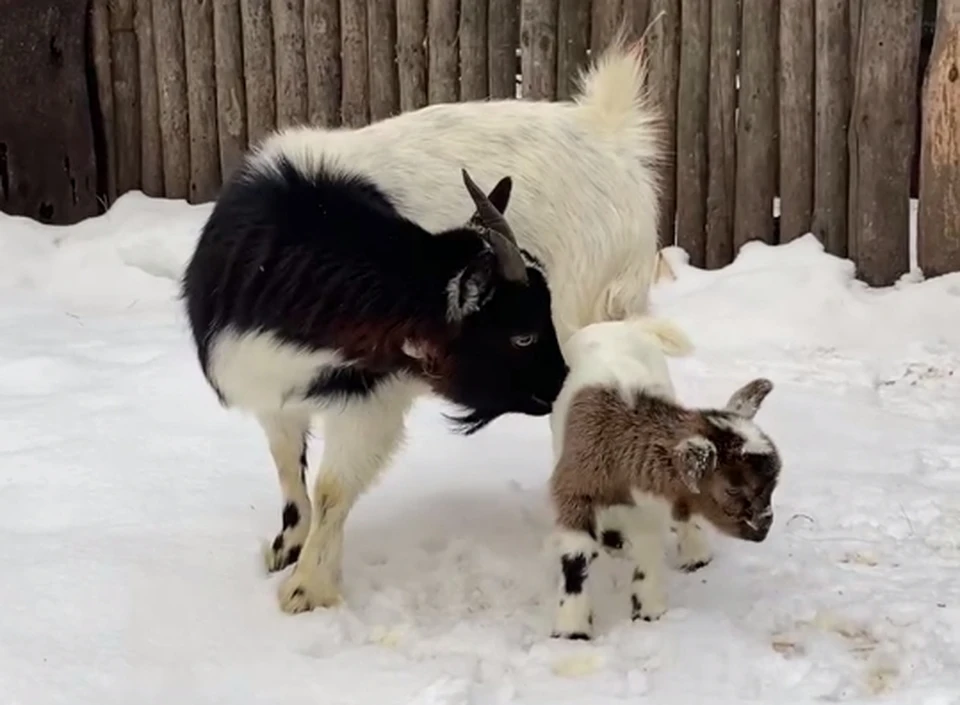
[2,192,960,705]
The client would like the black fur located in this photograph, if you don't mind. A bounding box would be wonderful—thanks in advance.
[180,155,567,430]
[560,553,589,595]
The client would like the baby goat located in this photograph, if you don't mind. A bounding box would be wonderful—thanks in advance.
[180,155,568,614]
[547,320,781,639]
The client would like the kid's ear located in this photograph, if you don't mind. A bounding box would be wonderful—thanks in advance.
[673,435,717,494]
[724,378,773,419]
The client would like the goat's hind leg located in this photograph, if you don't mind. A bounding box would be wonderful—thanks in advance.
[550,496,601,640]
[259,411,312,572]
[277,379,415,614]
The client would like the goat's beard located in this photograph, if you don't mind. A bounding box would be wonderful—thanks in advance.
[443,408,498,435]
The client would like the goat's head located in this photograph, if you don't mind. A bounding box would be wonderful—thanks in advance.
[407,169,568,433]
[673,379,781,542]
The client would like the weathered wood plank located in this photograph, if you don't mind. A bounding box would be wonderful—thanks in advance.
[304,0,340,126]
[135,0,163,195]
[240,0,276,147]
[706,0,737,269]
[272,0,308,128]
[735,0,779,250]
[647,0,681,246]
[521,0,558,100]
[779,0,814,242]
[109,0,141,195]
[396,0,427,111]
[213,0,247,179]
[369,0,400,121]
[556,0,590,100]
[341,0,369,125]
[848,0,921,285]
[428,0,458,103]
[488,0,520,98]
[183,0,221,202]
[591,0,622,53]
[153,0,190,198]
[918,0,960,278]
[813,0,850,257]
[0,0,99,222]
[91,0,117,202]
[459,0,488,100]
[675,0,709,265]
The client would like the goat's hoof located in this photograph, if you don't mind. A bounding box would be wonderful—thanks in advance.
[630,595,667,622]
[277,573,342,614]
[551,630,592,641]
[678,556,712,573]
[262,536,303,573]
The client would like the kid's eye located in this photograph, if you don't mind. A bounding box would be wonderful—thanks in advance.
[511,334,537,348]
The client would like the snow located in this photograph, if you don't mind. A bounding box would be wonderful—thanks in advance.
[2,191,960,705]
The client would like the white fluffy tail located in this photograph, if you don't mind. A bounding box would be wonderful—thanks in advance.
[628,316,694,358]
[572,28,661,139]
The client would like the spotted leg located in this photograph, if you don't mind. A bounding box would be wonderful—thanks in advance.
[259,412,312,572]
[673,516,713,573]
[551,529,601,640]
[277,378,416,614]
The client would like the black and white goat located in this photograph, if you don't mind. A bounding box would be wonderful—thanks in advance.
[180,155,568,614]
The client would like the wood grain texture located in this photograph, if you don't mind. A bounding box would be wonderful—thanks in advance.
[521,0,558,100]
[647,0,681,246]
[459,0,489,100]
[136,0,163,195]
[779,0,814,242]
[734,0,779,249]
[396,0,427,110]
[273,0,308,128]
[556,0,590,100]
[240,0,276,147]
[341,0,369,125]
[153,0,190,198]
[213,0,247,179]
[918,0,960,277]
[368,0,399,121]
[488,0,520,98]
[304,0,341,126]
[428,0,458,103]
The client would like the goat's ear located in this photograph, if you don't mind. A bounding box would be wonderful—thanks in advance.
[673,435,717,494]
[446,250,496,321]
[724,378,773,419]
[486,176,513,214]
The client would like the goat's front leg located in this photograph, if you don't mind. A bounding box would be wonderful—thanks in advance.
[673,516,713,573]
[599,503,670,623]
[277,382,414,614]
[259,412,312,572]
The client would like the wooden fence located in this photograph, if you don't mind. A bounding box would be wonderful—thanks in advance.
[82,0,960,283]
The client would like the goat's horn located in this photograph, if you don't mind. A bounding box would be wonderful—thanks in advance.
[461,169,528,283]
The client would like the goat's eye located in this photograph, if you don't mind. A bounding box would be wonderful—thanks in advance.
[725,488,740,498]
[511,333,537,348]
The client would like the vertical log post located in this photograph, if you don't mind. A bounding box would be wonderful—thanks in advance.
[341,0,369,125]
[273,0,308,128]
[135,0,163,195]
[183,0,221,202]
[304,0,341,126]
[460,0,489,101]
[848,0,921,285]
[153,0,190,198]
[734,0,779,250]
[675,0,709,266]
[213,0,247,179]
[240,0,276,148]
[706,0,738,269]
[918,0,960,278]
[648,0,681,247]
[813,0,850,257]
[428,0,459,103]
[779,0,815,242]
[91,0,117,202]
[109,0,141,195]
[396,0,427,111]
[488,0,520,99]
[556,0,590,100]
[369,0,400,121]
[521,0,558,100]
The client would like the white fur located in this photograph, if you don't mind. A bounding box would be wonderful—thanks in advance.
[206,327,430,612]
[549,317,694,462]
[709,414,774,455]
[247,40,663,346]
[551,530,600,637]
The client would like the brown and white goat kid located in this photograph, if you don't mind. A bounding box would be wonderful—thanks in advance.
[547,319,781,639]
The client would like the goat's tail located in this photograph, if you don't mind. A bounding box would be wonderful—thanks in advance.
[572,25,662,141]
[629,316,694,358]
